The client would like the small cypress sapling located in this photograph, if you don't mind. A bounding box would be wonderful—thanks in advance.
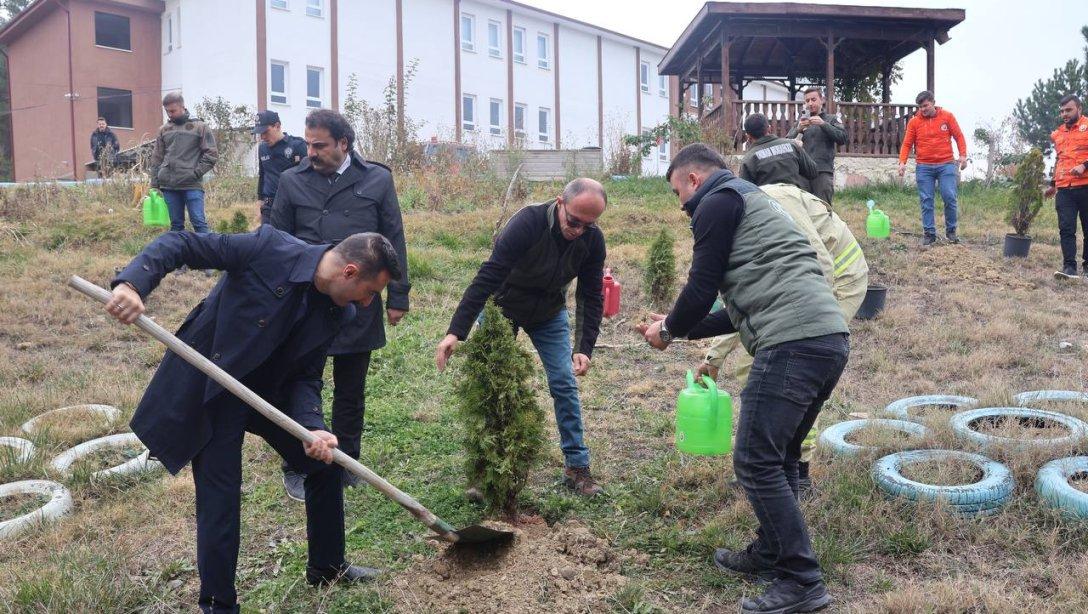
[1007,147,1045,237]
[644,228,677,310]
[454,299,545,519]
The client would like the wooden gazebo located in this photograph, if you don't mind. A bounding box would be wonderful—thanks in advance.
[659,2,965,156]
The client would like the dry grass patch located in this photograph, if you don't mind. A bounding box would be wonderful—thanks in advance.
[0,492,47,519]
[899,459,983,486]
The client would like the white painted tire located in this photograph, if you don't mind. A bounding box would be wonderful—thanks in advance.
[950,407,1088,450]
[20,404,121,435]
[50,433,162,480]
[1014,390,1088,406]
[0,437,36,464]
[0,480,73,539]
[883,395,979,422]
[817,419,929,457]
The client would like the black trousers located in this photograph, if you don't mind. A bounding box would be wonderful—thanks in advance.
[195,399,344,613]
[810,172,835,205]
[1056,186,1088,271]
[733,333,849,585]
[330,351,372,460]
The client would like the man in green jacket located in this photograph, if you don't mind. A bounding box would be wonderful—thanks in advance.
[638,144,848,614]
[740,113,818,189]
[149,92,219,233]
[786,88,848,204]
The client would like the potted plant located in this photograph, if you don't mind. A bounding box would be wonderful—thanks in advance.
[855,266,888,321]
[1003,147,1045,258]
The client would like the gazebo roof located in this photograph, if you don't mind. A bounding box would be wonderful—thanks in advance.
[659,2,965,82]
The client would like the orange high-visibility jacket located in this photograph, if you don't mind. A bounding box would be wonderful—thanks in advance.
[1051,115,1088,189]
[898,108,967,165]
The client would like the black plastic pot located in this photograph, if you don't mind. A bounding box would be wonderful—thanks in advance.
[855,284,888,320]
[1003,233,1032,258]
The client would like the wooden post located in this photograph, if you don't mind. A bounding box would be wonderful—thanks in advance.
[720,28,732,144]
[696,57,704,119]
[881,61,892,103]
[925,39,935,93]
[824,33,837,113]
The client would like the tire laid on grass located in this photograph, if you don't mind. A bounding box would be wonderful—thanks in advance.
[871,449,1014,516]
[883,395,979,422]
[50,433,162,480]
[20,404,121,435]
[950,407,1088,450]
[818,419,929,457]
[1014,390,1088,406]
[1036,456,1088,519]
[0,437,36,464]
[0,480,73,539]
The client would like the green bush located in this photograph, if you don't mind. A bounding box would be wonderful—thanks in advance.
[216,210,251,234]
[1007,147,1046,237]
[454,300,545,518]
[644,228,676,309]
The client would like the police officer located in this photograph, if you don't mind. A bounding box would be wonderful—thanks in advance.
[255,110,307,224]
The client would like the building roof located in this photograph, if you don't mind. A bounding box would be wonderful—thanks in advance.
[660,2,965,78]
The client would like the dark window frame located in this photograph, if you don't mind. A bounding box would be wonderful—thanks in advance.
[94,12,131,51]
[97,87,133,129]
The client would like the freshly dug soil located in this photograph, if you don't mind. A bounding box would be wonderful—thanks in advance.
[388,520,635,613]
[73,446,144,473]
[901,459,982,486]
[0,493,46,520]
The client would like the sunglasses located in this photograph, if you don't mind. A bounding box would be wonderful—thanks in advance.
[561,202,597,230]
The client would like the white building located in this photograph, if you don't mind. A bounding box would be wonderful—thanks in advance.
[159,0,687,174]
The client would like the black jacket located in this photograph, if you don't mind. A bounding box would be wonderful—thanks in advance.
[270,152,410,354]
[112,226,352,474]
[90,128,120,160]
[740,135,818,189]
[257,133,307,214]
[446,201,605,357]
[786,112,848,173]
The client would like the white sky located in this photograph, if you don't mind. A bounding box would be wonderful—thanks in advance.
[530,0,1087,150]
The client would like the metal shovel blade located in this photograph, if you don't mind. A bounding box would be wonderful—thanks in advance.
[451,524,515,546]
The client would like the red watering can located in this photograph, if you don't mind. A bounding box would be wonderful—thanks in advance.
[602,268,621,318]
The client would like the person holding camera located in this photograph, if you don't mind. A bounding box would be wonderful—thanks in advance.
[786,88,847,204]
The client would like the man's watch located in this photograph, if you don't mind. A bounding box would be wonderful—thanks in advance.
[658,320,673,345]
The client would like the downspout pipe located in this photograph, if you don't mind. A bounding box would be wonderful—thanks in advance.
[54,0,79,180]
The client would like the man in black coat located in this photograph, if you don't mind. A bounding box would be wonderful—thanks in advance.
[107,226,401,613]
[271,109,411,499]
[90,117,120,174]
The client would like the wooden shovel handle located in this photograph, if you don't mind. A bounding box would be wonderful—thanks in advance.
[68,275,459,542]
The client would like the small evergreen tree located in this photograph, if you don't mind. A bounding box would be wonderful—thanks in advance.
[644,229,676,310]
[1007,148,1046,237]
[454,300,545,519]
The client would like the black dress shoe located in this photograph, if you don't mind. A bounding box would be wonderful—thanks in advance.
[713,547,777,582]
[282,469,305,502]
[740,577,831,613]
[306,562,382,587]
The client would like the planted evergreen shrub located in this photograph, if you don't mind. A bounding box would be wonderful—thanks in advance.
[1007,147,1045,237]
[455,299,545,518]
[644,228,676,309]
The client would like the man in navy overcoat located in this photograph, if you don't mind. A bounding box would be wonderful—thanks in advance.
[105,225,400,613]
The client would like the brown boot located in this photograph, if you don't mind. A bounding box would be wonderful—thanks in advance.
[563,466,603,496]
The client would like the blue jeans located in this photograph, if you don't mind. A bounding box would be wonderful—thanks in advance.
[734,333,849,585]
[522,310,590,468]
[915,162,959,236]
[163,188,209,233]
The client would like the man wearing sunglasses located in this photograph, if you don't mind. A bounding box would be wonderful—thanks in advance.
[436,178,608,496]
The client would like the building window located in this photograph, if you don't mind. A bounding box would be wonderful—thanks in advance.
[306,67,323,108]
[538,107,550,143]
[306,0,322,17]
[460,13,475,52]
[489,98,502,135]
[462,94,476,131]
[658,138,668,163]
[163,14,173,54]
[270,61,288,104]
[513,27,525,64]
[97,87,132,129]
[640,61,650,93]
[95,12,130,51]
[176,7,181,49]
[514,103,526,138]
[271,0,288,9]
[658,75,667,97]
[536,32,550,70]
[690,84,698,107]
[487,20,501,58]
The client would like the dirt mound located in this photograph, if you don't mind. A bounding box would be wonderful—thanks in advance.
[388,520,632,613]
[912,244,1037,290]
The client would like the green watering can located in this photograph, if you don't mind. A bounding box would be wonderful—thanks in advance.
[675,370,733,456]
[865,199,890,239]
[142,189,169,228]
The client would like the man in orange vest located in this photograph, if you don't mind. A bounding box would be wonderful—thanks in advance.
[1045,94,1088,280]
[898,90,968,246]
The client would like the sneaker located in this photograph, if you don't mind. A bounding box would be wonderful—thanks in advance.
[1055,266,1078,280]
[306,562,381,587]
[921,234,937,247]
[282,469,306,502]
[713,547,777,582]
[563,466,603,496]
[740,577,831,613]
[797,462,813,501]
[946,230,960,244]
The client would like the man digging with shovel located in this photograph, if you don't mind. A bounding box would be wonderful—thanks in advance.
[103,226,399,613]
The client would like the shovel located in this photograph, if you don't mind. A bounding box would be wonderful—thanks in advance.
[68,275,512,547]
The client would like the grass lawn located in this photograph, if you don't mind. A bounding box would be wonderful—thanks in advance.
[1,173,1087,612]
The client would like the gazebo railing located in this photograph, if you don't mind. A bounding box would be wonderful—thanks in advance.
[699,100,918,157]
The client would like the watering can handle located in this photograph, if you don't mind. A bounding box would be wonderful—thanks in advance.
[685,369,695,389]
[699,374,717,394]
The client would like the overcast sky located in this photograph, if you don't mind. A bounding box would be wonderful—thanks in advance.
[533,0,1087,150]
